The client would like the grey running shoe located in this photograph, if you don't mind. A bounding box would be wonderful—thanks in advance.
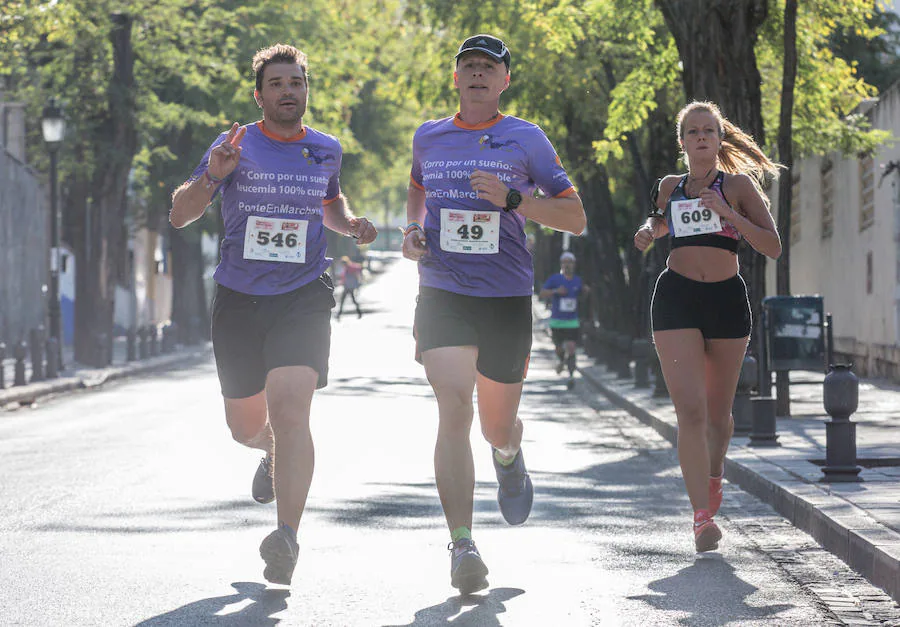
[252,453,275,504]
[260,527,299,585]
[449,538,489,595]
[492,448,534,525]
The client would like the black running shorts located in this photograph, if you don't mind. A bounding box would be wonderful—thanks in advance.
[211,274,336,399]
[551,327,580,346]
[651,268,751,339]
[414,286,532,384]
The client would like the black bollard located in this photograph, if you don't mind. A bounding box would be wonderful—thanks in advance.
[149,325,159,357]
[45,337,59,379]
[615,334,632,379]
[138,326,149,359]
[821,364,862,482]
[169,322,180,350]
[651,348,669,398]
[29,327,45,382]
[748,396,780,447]
[632,338,651,388]
[95,333,109,367]
[733,353,758,435]
[14,340,27,386]
[127,328,137,362]
[0,342,6,389]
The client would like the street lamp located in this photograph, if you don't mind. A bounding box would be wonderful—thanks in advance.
[42,97,65,369]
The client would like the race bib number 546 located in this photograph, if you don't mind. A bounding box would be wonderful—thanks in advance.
[439,208,500,254]
[243,217,308,263]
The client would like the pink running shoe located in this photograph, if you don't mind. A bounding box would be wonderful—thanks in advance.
[708,475,723,517]
[694,509,722,552]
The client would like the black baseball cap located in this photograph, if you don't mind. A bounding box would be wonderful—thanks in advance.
[455,34,511,69]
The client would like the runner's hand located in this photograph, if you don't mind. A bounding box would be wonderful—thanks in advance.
[634,225,654,251]
[349,217,378,245]
[557,286,568,296]
[401,228,428,261]
[208,123,247,180]
[470,170,508,208]
[698,188,734,219]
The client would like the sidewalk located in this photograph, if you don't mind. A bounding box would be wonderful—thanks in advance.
[569,338,900,603]
[0,339,212,409]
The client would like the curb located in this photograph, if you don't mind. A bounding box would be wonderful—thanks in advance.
[0,345,212,409]
[578,366,900,604]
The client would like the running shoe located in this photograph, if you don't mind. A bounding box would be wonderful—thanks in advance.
[708,475,723,517]
[492,448,534,525]
[555,359,565,374]
[566,377,575,390]
[693,509,722,553]
[252,453,275,504]
[260,527,299,585]
[449,538,489,594]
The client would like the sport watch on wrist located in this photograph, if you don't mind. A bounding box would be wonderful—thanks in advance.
[504,188,523,212]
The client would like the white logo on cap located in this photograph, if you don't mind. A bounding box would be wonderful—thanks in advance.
[477,39,488,45]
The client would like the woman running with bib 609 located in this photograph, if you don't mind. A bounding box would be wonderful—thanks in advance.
[403,34,585,594]
[633,101,781,553]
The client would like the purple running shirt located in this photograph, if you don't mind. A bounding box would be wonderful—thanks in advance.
[189,121,342,296]
[410,114,575,297]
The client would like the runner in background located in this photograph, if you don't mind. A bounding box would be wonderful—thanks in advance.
[539,251,588,389]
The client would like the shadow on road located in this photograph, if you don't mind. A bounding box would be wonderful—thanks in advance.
[383,587,525,627]
[134,581,288,626]
[627,557,793,625]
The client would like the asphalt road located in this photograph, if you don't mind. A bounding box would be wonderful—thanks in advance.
[0,255,886,626]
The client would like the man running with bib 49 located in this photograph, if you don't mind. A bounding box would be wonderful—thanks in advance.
[402,34,585,595]
[170,44,376,586]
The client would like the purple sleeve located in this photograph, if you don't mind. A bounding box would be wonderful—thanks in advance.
[527,129,575,198]
[325,142,343,201]
[409,130,424,188]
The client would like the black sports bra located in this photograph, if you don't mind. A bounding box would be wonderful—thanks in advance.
[664,172,741,253]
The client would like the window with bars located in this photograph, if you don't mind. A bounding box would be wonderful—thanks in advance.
[859,155,875,231]
[790,173,801,243]
[821,159,833,239]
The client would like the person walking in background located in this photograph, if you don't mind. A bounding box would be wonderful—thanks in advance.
[402,34,585,594]
[169,43,376,586]
[539,251,588,390]
[633,100,781,553]
[336,255,363,319]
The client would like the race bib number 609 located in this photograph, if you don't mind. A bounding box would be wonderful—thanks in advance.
[670,198,722,238]
[439,208,500,254]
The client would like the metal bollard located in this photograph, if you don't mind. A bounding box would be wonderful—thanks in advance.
[149,326,159,357]
[138,326,149,359]
[127,328,137,362]
[14,340,27,386]
[821,364,862,482]
[748,396,780,447]
[632,338,651,388]
[651,348,669,398]
[29,327,45,382]
[616,333,632,379]
[733,353,758,435]
[45,337,59,379]
[0,342,6,389]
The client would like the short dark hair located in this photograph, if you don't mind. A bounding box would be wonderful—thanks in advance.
[252,44,308,92]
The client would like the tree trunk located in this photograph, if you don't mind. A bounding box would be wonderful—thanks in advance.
[169,223,209,345]
[73,13,137,366]
[775,0,798,416]
[656,0,770,351]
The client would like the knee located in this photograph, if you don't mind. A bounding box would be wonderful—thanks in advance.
[674,403,706,431]
[267,397,311,433]
[435,391,474,433]
[226,413,267,445]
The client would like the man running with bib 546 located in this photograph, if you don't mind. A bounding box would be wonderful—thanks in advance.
[170,44,376,586]
[402,34,586,595]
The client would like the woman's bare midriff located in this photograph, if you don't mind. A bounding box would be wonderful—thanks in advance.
[667,246,739,282]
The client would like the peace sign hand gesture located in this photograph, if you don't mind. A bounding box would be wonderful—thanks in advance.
[208,123,247,180]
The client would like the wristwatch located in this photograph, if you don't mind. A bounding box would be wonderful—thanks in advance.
[504,188,523,212]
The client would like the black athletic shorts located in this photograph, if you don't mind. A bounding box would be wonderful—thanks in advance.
[551,327,580,346]
[211,274,336,399]
[414,286,532,384]
[651,268,751,339]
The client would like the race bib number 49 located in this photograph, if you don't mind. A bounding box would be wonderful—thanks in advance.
[439,208,500,254]
[670,198,722,238]
[243,217,308,263]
